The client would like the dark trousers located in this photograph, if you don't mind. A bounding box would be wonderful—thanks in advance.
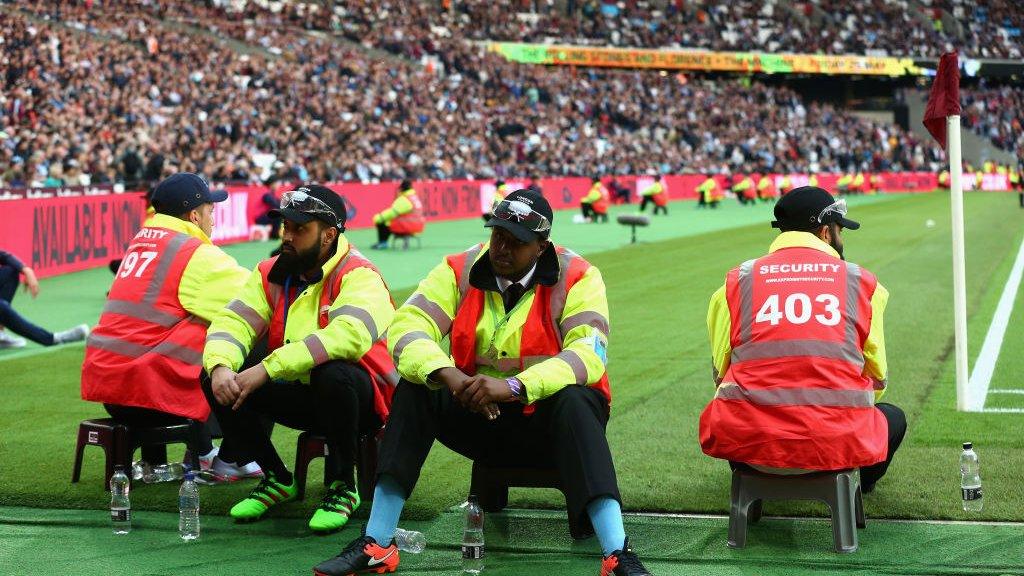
[581,203,594,219]
[0,265,53,345]
[377,381,621,525]
[861,402,906,489]
[639,197,666,215]
[376,223,392,244]
[612,187,630,204]
[103,403,216,464]
[202,359,377,487]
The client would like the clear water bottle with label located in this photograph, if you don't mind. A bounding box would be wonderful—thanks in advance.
[462,494,484,574]
[960,442,983,512]
[110,465,131,535]
[393,527,426,553]
[132,460,185,483]
[178,471,200,541]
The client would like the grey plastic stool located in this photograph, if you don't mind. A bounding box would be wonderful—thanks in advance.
[728,466,865,553]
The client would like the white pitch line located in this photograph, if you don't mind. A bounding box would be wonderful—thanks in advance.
[966,236,1024,411]
[982,407,1024,414]
[988,389,1024,395]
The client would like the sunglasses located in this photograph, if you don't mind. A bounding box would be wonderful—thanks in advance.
[816,198,848,225]
[492,199,551,234]
[280,189,339,228]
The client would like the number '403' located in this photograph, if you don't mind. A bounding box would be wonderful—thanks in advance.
[755,293,841,326]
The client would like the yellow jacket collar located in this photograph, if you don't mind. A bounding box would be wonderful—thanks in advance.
[144,213,212,244]
[769,231,840,259]
[318,235,352,281]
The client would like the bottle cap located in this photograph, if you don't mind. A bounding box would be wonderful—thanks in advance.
[467,494,478,504]
[184,471,196,481]
[963,442,973,450]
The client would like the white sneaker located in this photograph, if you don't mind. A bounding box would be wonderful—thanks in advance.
[196,446,220,471]
[53,323,89,344]
[0,331,26,349]
[196,457,263,484]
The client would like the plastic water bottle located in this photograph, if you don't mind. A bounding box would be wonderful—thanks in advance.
[960,442,983,512]
[110,465,131,535]
[393,527,426,553]
[131,461,185,483]
[462,494,484,574]
[178,471,200,541]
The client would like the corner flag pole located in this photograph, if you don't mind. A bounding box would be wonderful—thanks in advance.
[922,52,968,410]
[948,115,969,411]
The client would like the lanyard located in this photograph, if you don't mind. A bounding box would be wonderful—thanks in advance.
[281,275,308,337]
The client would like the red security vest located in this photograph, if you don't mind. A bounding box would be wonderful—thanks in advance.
[592,185,610,214]
[699,246,888,470]
[446,244,611,414]
[82,228,210,420]
[389,193,425,235]
[257,247,396,422]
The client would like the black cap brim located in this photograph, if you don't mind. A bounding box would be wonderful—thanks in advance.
[837,216,860,230]
[485,217,538,243]
[268,207,316,224]
[209,189,229,203]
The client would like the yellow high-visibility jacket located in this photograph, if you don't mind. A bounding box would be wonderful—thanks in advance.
[641,181,664,197]
[697,178,717,201]
[374,189,417,225]
[581,183,603,203]
[388,242,609,404]
[203,236,395,382]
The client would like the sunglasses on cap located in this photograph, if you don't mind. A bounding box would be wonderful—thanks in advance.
[492,199,551,234]
[280,189,339,228]
[816,198,848,225]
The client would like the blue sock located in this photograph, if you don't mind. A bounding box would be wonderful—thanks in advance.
[587,497,626,556]
[365,475,406,545]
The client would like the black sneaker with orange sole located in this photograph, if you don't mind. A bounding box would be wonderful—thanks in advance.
[313,535,400,576]
[600,538,653,576]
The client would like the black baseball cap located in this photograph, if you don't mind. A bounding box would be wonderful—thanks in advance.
[485,189,553,242]
[269,184,347,230]
[151,173,228,214]
[771,186,860,231]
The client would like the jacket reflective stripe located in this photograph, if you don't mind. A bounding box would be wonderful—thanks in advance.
[548,249,579,341]
[226,299,268,336]
[328,305,379,342]
[393,330,431,363]
[844,262,862,346]
[731,339,864,368]
[104,233,193,327]
[456,245,482,302]
[554,349,589,385]
[87,333,202,366]
[737,259,755,343]
[303,334,330,365]
[207,331,248,357]
[381,369,401,386]
[406,293,452,334]
[716,382,874,408]
[559,310,609,338]
[101,300,186,328]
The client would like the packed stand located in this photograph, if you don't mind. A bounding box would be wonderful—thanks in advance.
[2,1,943,191]
[962,86,1024,157]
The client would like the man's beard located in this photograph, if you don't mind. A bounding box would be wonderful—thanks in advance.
[830,237,845,261]
[277,243,320,275]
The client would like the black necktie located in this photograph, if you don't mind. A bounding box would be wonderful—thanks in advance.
[503,283,526,312]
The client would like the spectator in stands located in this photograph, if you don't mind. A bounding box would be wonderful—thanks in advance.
[699,187,906,493]
[81,173,261,481]
[0,250,89,349]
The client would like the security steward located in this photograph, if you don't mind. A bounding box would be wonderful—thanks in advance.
[372,180,425,249]
[639,174,667,215]
[313,189,653,576]
[202,184,397,532]
[581,177,611,223]
[483,179,509,222]
[82,173,258,478]
[697,174,719,209]
[699,187,906,492]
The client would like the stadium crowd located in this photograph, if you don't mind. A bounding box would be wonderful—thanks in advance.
[962,85,1024,158]
[1,1,953,190]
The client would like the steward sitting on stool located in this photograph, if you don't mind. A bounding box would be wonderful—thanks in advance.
[372,180,425,250]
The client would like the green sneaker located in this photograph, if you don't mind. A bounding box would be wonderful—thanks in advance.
[308,481,361,533]
[229,473,298,521]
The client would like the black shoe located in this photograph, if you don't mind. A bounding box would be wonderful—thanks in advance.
[600,538,652,576]
[313,534,400,575]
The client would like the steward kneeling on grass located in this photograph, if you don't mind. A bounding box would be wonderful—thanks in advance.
[202,184,397,533]
[699,187,906,493]
[313,189,653,576]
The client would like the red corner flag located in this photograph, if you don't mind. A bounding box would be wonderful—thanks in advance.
[922,52,961,149]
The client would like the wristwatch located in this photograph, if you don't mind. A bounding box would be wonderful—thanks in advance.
[506,377,525,402]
